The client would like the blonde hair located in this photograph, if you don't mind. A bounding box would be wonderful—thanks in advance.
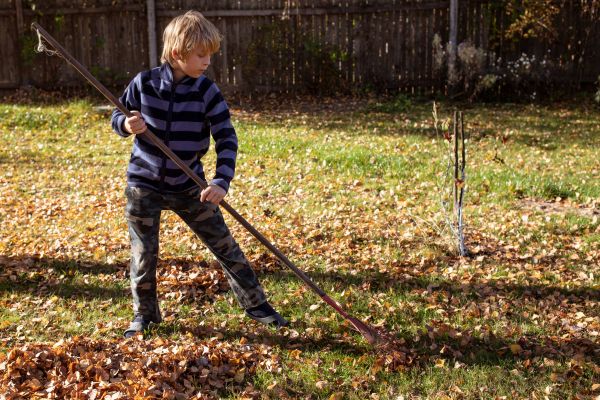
[161,10,222,65]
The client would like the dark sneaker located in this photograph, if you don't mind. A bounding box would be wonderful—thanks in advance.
[123,315,154,338]
[245,302,289,328]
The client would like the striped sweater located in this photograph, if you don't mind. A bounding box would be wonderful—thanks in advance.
[111,63,237,193]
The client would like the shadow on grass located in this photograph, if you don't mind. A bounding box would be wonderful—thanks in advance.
[0,254,127,300]
[260,265,600,303]
[2,254,598,366]
[247,260,599,365]
[0,279,127,301]
[400,324,600,366]
[0,254,125,276]
[261,267,599,361]
[155,319,373,357]
[0,254,232,303]
[159,313,600,367]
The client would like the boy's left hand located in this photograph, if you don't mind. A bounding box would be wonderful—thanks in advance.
[200,184,226,205]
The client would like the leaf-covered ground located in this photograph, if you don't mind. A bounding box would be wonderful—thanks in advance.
[0,93,599,399]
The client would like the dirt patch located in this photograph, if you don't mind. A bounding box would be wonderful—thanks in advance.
[519,198,600,217]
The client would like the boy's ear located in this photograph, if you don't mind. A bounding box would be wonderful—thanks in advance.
[171,49,180,61]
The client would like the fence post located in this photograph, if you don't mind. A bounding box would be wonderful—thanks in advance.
[448,0,458,93]
[146,0,158,68]
[14,0,25,86]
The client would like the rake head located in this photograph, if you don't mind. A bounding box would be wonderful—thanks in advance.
[346,316,384,346]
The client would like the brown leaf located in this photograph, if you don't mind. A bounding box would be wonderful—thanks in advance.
[289,349,302,359]
[509,344,522,355]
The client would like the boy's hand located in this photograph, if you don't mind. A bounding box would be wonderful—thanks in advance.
[124,111,147,135]
[200,184,226,205]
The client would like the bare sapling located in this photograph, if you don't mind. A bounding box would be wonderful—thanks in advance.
[432,103,469,256]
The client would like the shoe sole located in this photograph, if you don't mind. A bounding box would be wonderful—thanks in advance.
[123,321,154,338]
[245,311,289,328]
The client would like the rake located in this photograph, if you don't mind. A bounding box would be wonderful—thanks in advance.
[31,22,380,345]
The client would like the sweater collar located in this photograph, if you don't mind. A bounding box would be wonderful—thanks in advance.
[159,63,174,83]
[159,63,194,85]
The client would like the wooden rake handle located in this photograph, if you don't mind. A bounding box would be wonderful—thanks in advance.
[31,22,379,345]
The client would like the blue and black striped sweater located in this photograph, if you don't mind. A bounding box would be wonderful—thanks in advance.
[111,63,237,193]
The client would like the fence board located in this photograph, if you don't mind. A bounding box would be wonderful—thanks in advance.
[0,15,19,87]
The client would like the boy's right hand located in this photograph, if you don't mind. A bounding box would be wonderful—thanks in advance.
[124,111,147,135]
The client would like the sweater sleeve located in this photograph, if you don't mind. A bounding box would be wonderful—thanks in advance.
[111,73,143,138]
[204,82,238,193]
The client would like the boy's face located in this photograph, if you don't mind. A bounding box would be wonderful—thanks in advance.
[172,44,211,79]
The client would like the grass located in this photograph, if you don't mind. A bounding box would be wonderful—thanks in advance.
[0,95,599,399]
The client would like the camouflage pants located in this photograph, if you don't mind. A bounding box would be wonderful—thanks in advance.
[125,186,267,322]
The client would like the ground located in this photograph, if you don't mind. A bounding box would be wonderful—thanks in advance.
[0,93,598,399]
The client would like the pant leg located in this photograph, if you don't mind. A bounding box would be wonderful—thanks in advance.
[170,190,267,309]
[125,186,163,322]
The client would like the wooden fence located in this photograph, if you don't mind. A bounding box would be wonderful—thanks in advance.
[0,0,599,94]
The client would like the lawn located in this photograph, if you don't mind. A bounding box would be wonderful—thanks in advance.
[0,93,598,399]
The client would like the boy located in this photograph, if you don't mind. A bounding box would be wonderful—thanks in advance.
[111,10,287,338]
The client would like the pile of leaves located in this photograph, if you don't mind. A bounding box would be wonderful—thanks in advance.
[158,260,230,304]
[0,336,279,399]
